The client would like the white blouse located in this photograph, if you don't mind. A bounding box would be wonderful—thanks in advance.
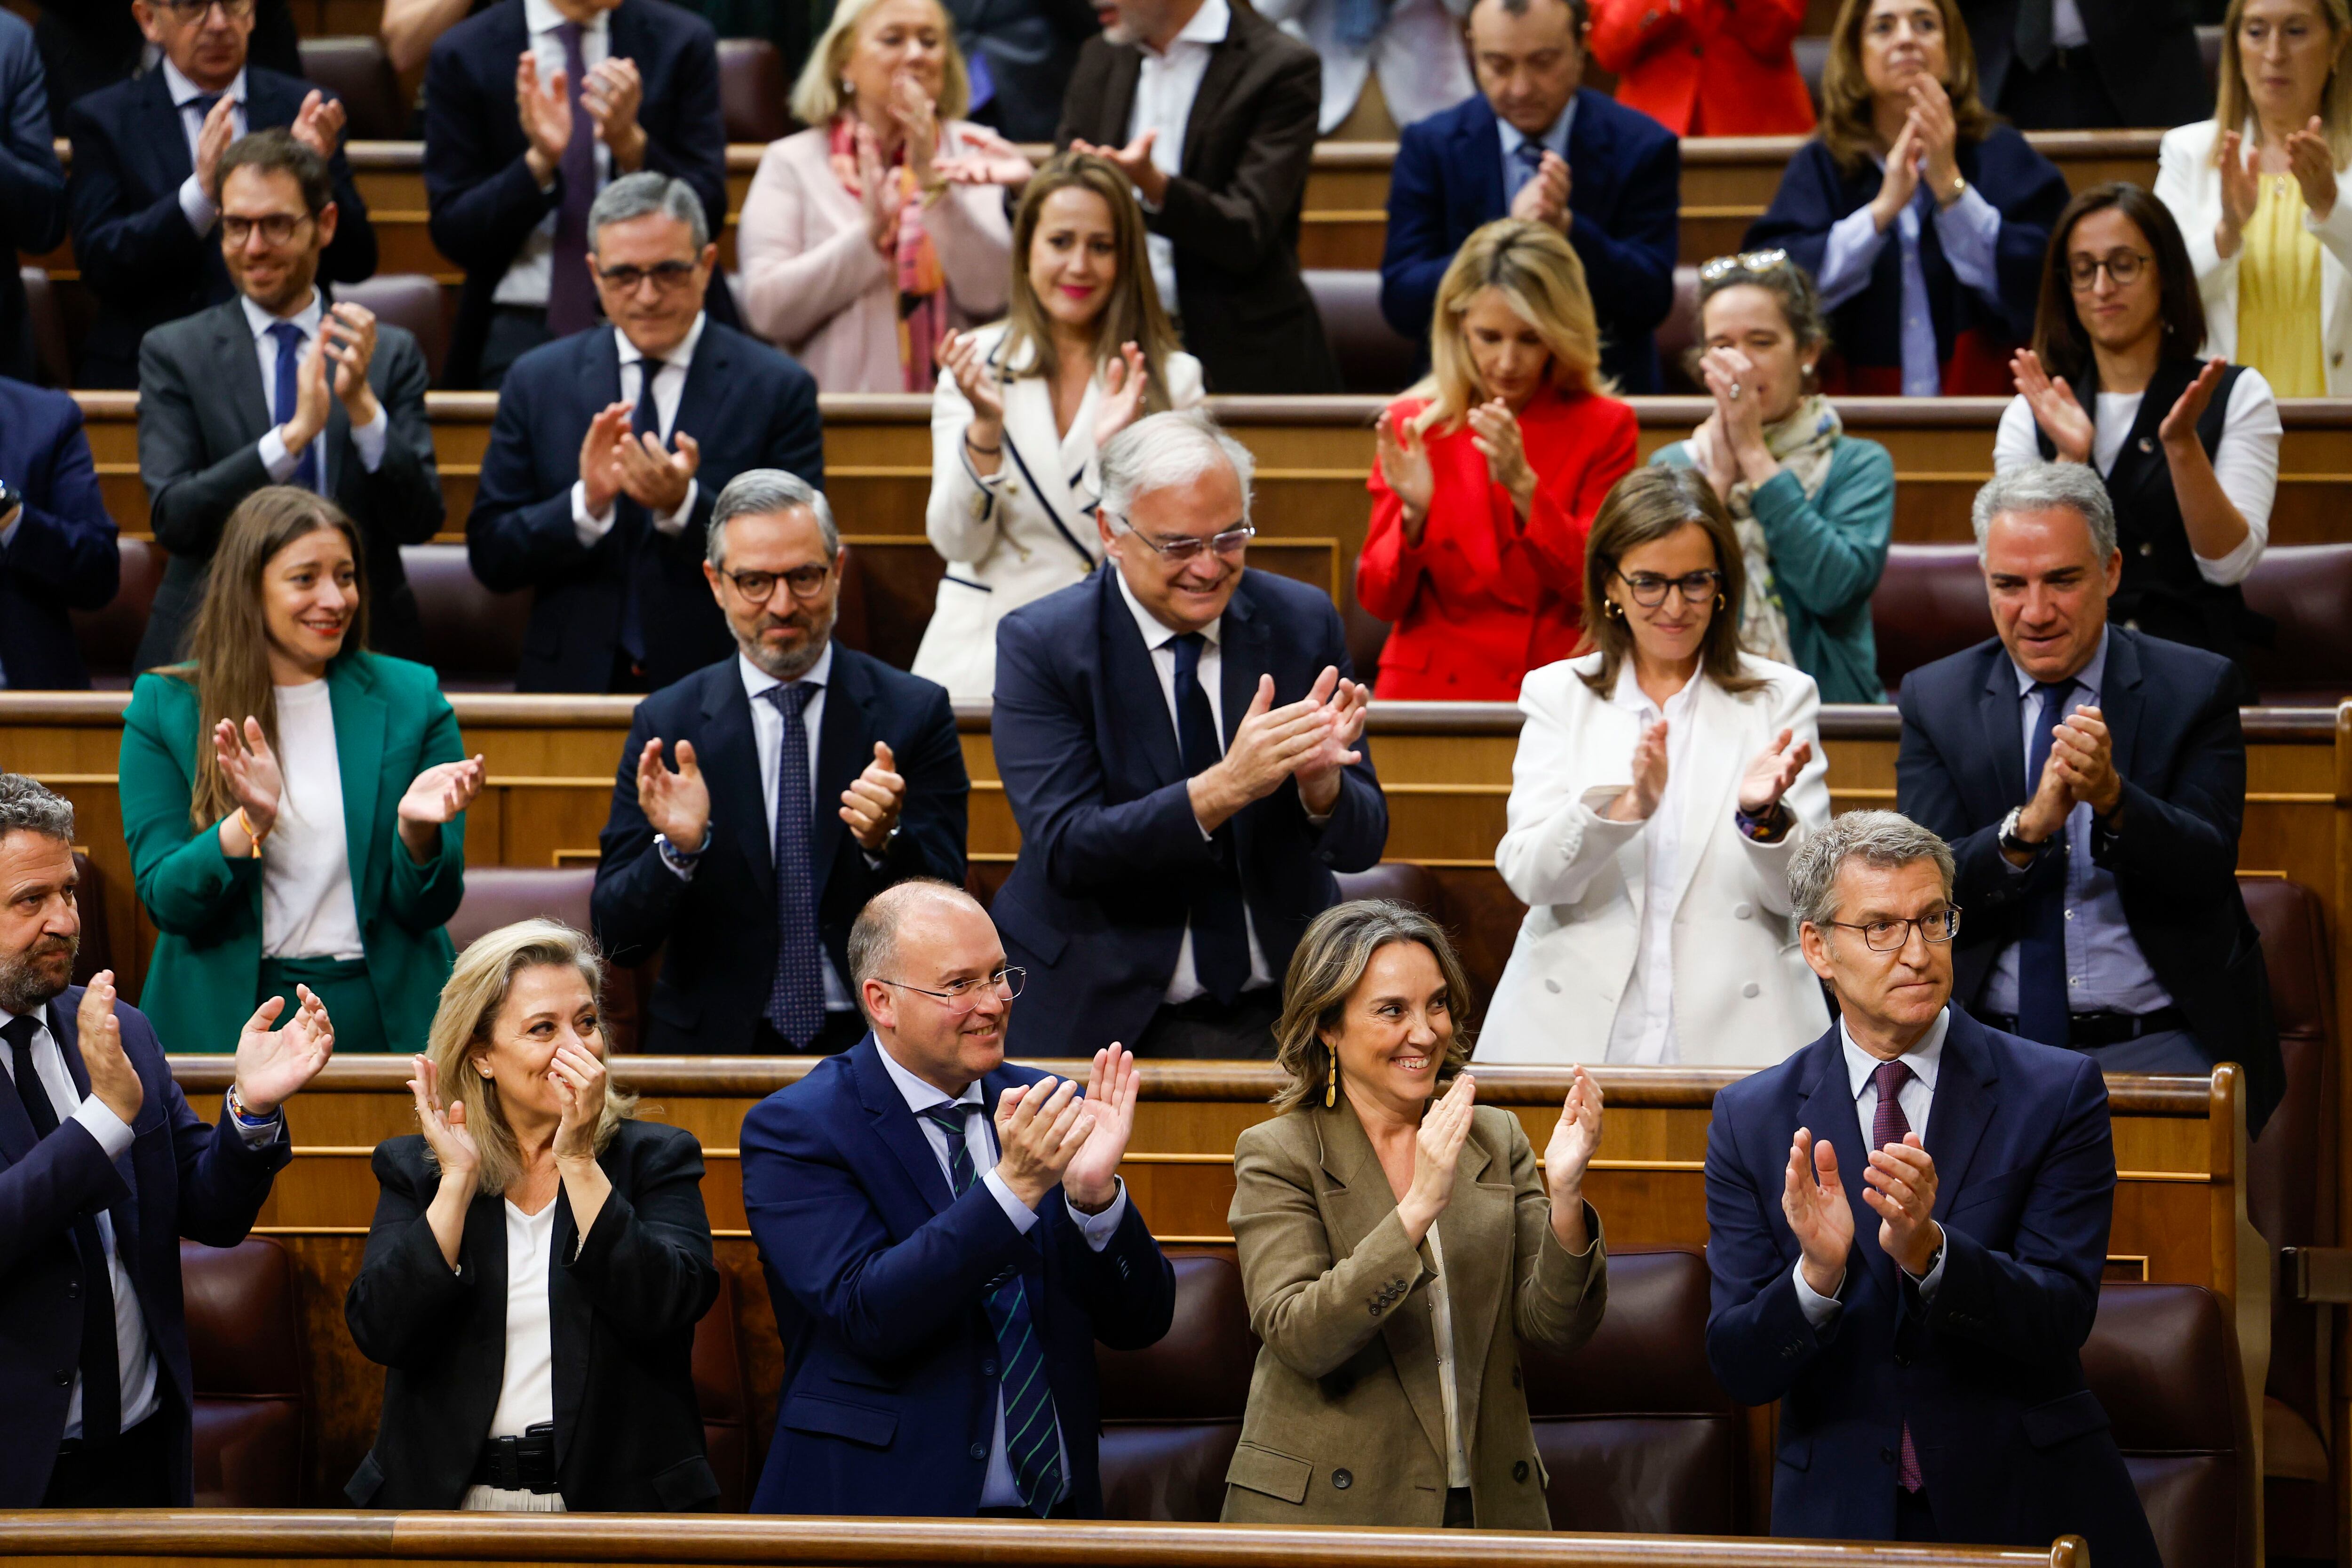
[459,1198,567,1514]
[1605,663,1701,1066]
[260,680,365,959]
[1423,1224,1473,1488]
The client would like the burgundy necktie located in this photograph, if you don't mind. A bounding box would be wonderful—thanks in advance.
[545,21,598,336]
[1872,1058,1924,1493]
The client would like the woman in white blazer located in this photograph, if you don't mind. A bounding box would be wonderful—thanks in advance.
[735,0,1012,393]
[2154,0,2352,396]
[1478,466,1831,1067]
[912,153,1205,700]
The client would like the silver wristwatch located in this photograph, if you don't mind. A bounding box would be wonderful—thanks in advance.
[1997,806,2046,857]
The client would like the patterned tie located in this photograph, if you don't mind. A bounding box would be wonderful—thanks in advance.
[546,20,599,336]
[615,357,663,663]
[761,682,826,1049]
[2016,681,2074,1047]
[5,1013,121,1442]
[2013,0,2056,74]
[916,1101,1066,1517]
[267,322,321,493]
[1871,1059,1924,1494]
[1170,633,1249,1003]
[1509,137,1546,202]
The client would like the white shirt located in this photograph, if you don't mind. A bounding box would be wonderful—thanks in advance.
[2051,0,2089,50]
[1110,566,1276,1003]
[571,314,707,547]
[1793,1007,1950,1325]
[486,1198,559,1437]
[260,680,367,960]
[165,58,245,239]
[494,0,612,308]
[1422,1224,1473,1488]
[1123,0,1229,317]
[1992,369,2279,585]
[872,1039,1128,1509]
[241,291,390,491]
[1604,662,1701,1067]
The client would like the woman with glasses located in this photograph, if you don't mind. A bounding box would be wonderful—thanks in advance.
[1999,182,2280,693]
[1651,253,1895,704]
[911,153,1202,700]
[1359,219,1638,700]
[1476,466,1832,1066]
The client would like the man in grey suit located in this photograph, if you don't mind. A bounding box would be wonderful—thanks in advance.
[135,128,440,672]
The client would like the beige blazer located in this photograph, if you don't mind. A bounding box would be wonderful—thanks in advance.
[733,124,1012,392]
[1222,1098,1606,1529]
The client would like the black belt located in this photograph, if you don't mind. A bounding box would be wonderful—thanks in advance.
[470,1421,560,1493]
[1983,1007,2187,1048]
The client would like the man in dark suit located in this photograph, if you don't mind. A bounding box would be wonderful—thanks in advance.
[1704,810,2159,1561]
[593,470,969,1056]
[992,411,1386,1059]
[0,772,333,1508]
[740,878,1176,1515]
[135,130,440,674]
[33,0,304,120]
[0,376,118,691]
[60,0,374,390]
[1895,462,2284,1136]
[0,11,67,386]
[1056,0,1338,394]
[467,173,823,694]
[1960,0,2208,133]
[423,0,736,390]
[1380,0,1678,392]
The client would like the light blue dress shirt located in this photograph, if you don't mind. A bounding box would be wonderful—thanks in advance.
[1814,163,2004,397]
[1497,96,1577,208]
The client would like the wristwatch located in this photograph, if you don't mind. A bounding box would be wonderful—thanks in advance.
[1941,172,1970,207]
[1997,805,2049,858]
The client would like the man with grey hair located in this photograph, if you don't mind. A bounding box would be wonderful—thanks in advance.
[468,169,821,693]
[1704,808,2159,1562]
[1895,460,2282,1134]
[991,410,1387,1058]
[592,470,968,1054]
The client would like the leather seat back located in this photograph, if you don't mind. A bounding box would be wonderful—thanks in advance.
[72,536,166,689]
[1654,265,1701,394]
[18,265,72,389]
[1096,1251,1256,1521]
[400,544,531,691]
[181,1237,305,1506]
[1305,270,1418,398]
[717,40,790,144]
[1872,542,1994,695]
[297,37,408,140]
[2242,542,2352,706]
[2083,1281,2256,1568]
[444,866,649,1053]
[693,1268,752,1512]
[69,851,115,986]
[335,273,449,387]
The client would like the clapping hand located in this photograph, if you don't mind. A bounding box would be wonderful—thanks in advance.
[1375,407,1436,537]
[1869,113,1923,232]
[1608,718,1670,822]
[581,56,646,169]
[289,88,347,161]
[1061,1045,1139,1213]
[839,741,906,852]
[1738,726,1812,817]
[2048,703,2121,818]
[938,329,1006,426]
[992,1076,1094,1208]
[237,983,335,1118]
[1467,398,1536,517]
[1509,149,1571,233]
[397,756,486,862]
[1907,76,1959,201]
[323,303,381,423]
[2010,349,2093,464]
[615,425,701,516]
[213,716,285,836]
[2287,114,2338,221]
[579,400,633,516]
[281,330,335,452]
[1396,1073,1477,1242]
[516,52,572,183]
[1544,1065,1603,1250]
[2157,357,2229,454]
[1092,342,1151,450]
[1783,1127,1854,1298]
[1861,1131,1941,1277]
[885,71,939,184]
[1194,675,1344,831]
[195,91,239,205]
[856,123,900,256]
[1700,345,1768,459]
[1289,664,1369,816]
[636,738,711,852]
[935,123,1034,187]
[77,971,143,1126]
[2218,129,2261,253]
[1069,131,1165,204]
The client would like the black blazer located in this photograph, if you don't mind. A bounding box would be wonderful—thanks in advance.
[1055,0,1337,394]
[60,66,376,390]
[464,320,822,692]
[422,0,736,389]
[343,1122,722,1512]
[1894,627,2284,1134]
[0,375,118,690]
[133,295,443,673]
[591,648,971,1053]
[1961,0,2209,129]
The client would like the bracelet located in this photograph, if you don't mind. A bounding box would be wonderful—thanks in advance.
[235,807,271,857]
[1733,801,1790,842]
[964,432,1002,456]
[226,1081,278,1126]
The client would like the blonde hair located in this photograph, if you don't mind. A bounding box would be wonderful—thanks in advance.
[2213,0,2352,166]
[789,0,970,128]
[424,920,636,1196]
[1817,0,1994,173]
[1411,219,1610,436]
[1270,901,1477,1116]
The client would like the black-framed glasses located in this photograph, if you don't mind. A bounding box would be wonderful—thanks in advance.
[1819,907,1963,952]
[154,0,256,17]
[2066,250,2149,291]
[1698,248,1791,283]
[222,212,313,247]
[715,564,831,603]
[1109,513,1255,565]
[596,259,699,292]
[1614,568,1724,608]
[875,967,1026,1013]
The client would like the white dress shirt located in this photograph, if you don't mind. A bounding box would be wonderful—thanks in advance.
[260,679,368,960]
[1422,1224,1474,1488]
[572,313,706,546]
[1793,1007,1950,1325]
[459,1198,569,1512]
[1124,0,1229,317]
[1603,661,1701,1066]
[1816,167,2005,398]
[242,291,390,492]
[494,0,613,309]
[872,1039,1127,1508]
[166,58,245,239]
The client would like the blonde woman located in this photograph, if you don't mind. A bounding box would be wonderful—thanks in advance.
[1358,219,1638,700]
[734,0,1013,392]
[912,153,1202,700]
[1223,900,1606,1529]
[2155,0,2352,395]
[344,921,720,1512]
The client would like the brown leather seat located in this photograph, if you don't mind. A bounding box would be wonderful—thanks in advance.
[71,536,167,688]
[399,543,532,691]
[2242,542,2352,707]
[181,1236,305,1506]
[2082,1281,2257,1568]
[1343,597,1390,686]
[69,851,115,987]
[1334,861,1442,919]
[1872,542,1993,696]
[336,273,449,387]
[964,860,1014,910]
[1794,35,1830,113]
[1653,264,1700,394]
[1096,1250,1256,1521]
[717,39,789,145]
[297,37,408,140]
[693,1267,753,1512]
[1304,270,1418,398]
[18,265,72,390]
[445,865,652,1052]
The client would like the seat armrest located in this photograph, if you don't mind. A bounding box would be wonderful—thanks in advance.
[2280,1247,2352,1304]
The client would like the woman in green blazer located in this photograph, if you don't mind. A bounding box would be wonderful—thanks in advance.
[120,488,483,1055]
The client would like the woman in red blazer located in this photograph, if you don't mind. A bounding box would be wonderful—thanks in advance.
[1360,219,1639,701]
[1588,0,1816,137]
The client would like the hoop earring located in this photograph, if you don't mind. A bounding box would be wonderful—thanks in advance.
[1605,598,1624,619]
[1325,1049,1338,1108]
[1714,592,1728,612]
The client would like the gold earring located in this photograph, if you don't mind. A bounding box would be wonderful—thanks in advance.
[1325,1049,1337,1108]
[1715,592,1727,612]
[1605,598,1624,619]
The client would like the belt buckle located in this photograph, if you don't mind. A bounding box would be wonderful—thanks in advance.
[486,1434,520,1491]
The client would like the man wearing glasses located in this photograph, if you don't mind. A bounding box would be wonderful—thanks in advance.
[592,468,968,1056]
[468,172,822,693]
[1702,808,2160,1564]
[990,410,1388,1059]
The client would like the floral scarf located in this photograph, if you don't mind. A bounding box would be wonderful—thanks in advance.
[1687,394,1843,668]
[830,116,946,392]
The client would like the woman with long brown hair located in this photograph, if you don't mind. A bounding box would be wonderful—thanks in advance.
[118,486,481,1054]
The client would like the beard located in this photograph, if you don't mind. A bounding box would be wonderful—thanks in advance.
[0,932,76,1016]
[1102,17,1140,43]
[737,598,838,683]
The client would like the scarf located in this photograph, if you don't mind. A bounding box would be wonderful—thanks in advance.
[1687,394,1843,669]
[830,116,947,392]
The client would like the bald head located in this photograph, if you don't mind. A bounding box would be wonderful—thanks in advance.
[849,880,1012,1095]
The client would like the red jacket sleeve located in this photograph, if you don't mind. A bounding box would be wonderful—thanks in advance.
[1504,398,1640,602]
[1721,0,1804,59]
[1589,0,1690,70]
[1356,404,1438,623]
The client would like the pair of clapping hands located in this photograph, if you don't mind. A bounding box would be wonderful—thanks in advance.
[73,970,336,1128]
[1188,665,1370,833]
[1398,1067,1604,1251]
[937,332,1152,454]
[211,716,485,863]
[1868,75,1965,230]
[1785,1122,1942,1290]
[987,1046,1143,1214]
[405,1041,612,1181]
[1375,402,1539,533]
[192,88,343,207]
[636,736,910,855]
[2011,348,2231,467]
[516,50,646,178]
[1605,724,1814,828]
[579,404,700,521]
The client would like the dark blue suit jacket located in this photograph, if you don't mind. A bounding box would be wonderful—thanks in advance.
[740,1035,1176,1515]
[1704,1008,2159,1564]
[990,566,1387,1056]
[0,376,117,690]
[0,986,291,1505]
[464,321,822,692]
[0,11,66,385]
[1895,628,2283,1135]
[1379,89,1679,392]
[60,65,376,389]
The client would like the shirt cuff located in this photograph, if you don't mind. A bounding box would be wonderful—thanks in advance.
[652,478,697,537]
[982,1167,1042,1234]
[573,481,618,547]
[1793,1256,1844,1328]
[1815,204,1886,310]
[349,405,390,474]
[1934,185,2004,295]
[72,1095,136,1162]
[258,427,299,483]
[179,173,219,236]
[222,1089,284,1146]
[1066,1178,1128,1251]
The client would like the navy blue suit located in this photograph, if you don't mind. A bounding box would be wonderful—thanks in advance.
[989,567,1388,1057]
[1704,1008,2159,1564]
[740,1035,1176,1515]
[0,11,66,385]
[464,321,822,692]
[1895,629,2284,1136]
[60,67,377,390]
[1380,89,1679,392]
[0,376,117,690]
[0,987,291,1506]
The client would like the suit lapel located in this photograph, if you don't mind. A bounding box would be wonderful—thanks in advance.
[1563,89,1610,220]
[849,1037,957,1217]
[1181,26,1248,177]
[810,648,865,915]
[697,663,774,907]
[1216,583,1267,753]
[1096,48,1143,149]
[1098,569,1185,788]
[1461,102,1506,228]
[1663,678,1741,924]
[213,302,273,443]
[2098,629,2146,787]
[0,1014,36,1165]
[1795,1028,1892,1299]
[1977,645,2027,811]
[1437,1128,1508,1455]
[328,658,388,921]
[1923,1011,1999,1214]
[1000,368,1097,572]
[671,323,727,455]
[141,70,196,191]
[548,1182,589,1465]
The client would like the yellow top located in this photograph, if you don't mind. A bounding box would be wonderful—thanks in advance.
[2237,171,2328,398]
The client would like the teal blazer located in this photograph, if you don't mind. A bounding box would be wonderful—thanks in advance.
[119,652,466,1054]
[1652,436,1895,705]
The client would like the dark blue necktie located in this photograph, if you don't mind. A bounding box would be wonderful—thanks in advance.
[916,1101,1066,1517]
[267,322,321,493]
[546,20,599,336]
[1511,137,1545,199]
[1170,632,1249,1004]
[5,1013,121,1442]
[761,682,826,1049]
[2016,680,2074,1046]
[615,358,663,663]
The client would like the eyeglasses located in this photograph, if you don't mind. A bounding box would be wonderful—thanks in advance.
[875,967,1026,1014]
[596,260,699,292]
[222,212,312,247]
[153,0,256,17]
[1613,568,1724,608]
[2066,250,2150,291]
[1109,514,1255,566]
[1819,907,1963,952]
[715,564,831,603]
[1698,249,1792,283]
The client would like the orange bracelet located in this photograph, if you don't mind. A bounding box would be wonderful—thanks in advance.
[235,808,271,857]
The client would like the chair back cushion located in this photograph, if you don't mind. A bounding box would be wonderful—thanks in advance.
[1096,1250,1257,1521]
[72,536,165,688]
[1872,543,1994,694]
[2083,1281,2255,1568]
[693,1267,752,1512]
[401,544,531,690]
[297,37,407,139]
[2242,542,2352,706]
[181,1237,305,1506]
[1305,270,1418,398]
[335,273,450,387]
[717,40,790,144]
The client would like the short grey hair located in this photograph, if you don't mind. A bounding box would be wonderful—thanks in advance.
[1971,461,2118,564]
[589,171,709,253]
[706,469,838,568]
[845,878,982,1022]
[0,774,74,845]
[1099,410,1256,529]
[1788,811,1956,931]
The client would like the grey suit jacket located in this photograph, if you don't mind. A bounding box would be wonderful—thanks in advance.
[134,294,443,672]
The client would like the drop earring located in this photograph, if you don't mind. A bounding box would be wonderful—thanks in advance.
[1325,1049,1337,1108]
[1715,592,1728,612]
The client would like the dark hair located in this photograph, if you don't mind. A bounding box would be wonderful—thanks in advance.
[2031,182,2207,385]
[1817,0,1994,173]
[1466,0,1589,34]
[1580,466,1764,698]
[215,127,333,215]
